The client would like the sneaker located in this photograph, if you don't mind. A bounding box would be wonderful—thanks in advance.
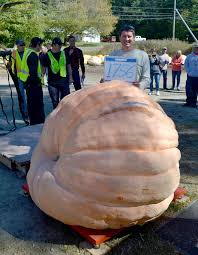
[177,87,181,91]
[156,91,160,96]
[148,91,153,95]
[24,120,29,126]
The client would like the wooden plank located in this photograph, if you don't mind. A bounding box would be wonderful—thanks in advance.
[0,124,42,173]
[70,225,123,246]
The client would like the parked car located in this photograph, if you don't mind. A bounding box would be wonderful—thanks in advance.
[101,36,116,42]
[135,35,146,41]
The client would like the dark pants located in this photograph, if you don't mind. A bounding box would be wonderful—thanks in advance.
[67,69,82,91]
[26,82,45,125]
[185,75,198,106]
[48,78,70,109]
[161,69,167,89]
[172,70,181,89]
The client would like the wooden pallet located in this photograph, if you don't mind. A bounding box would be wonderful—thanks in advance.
[22,183,123,246]
[22,183,187,247]
[0,124,43,174]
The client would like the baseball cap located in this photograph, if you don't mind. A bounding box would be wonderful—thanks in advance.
[30,37,44,47]
[192,42,198,48]
[52,37,63,45]
[163,47,167,50]
[16,39,25,46]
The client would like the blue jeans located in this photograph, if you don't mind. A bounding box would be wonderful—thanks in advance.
[18,79,28,120]
[48,78,70,109]
[172,71,181,89]
[150,73,161,92]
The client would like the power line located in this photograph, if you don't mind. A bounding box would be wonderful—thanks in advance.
[118,15,173,18]
[112,6,173,10]
[120,17,173,20]
[115,13,173,16]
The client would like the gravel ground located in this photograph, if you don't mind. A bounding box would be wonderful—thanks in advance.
[0,65,197,255]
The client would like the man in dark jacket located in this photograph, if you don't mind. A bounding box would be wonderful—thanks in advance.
[20,37,45,125]
[64,35,85,91]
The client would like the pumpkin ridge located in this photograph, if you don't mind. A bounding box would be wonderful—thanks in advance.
[36,171,176,209]
[57,148,180,176]
[63,141,178,154]
[53,165,179,206]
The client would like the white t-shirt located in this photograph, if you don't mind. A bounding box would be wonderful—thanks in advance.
[109,49,150,90]
[159,53,170,70]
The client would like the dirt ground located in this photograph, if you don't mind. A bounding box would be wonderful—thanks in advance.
[0,65,198,255]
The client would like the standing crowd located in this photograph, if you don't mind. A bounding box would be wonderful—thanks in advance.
[8,26,198,126]
[8,35,85,125]
[148,42,198,109]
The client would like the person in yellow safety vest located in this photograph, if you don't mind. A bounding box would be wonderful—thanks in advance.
[11,39,29,125]
[20,37,45,125]
[42,37,70,109]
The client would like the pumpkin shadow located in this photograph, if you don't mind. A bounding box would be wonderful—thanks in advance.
[104,213,198,255]
[159,99,198,179]
[0,163,82,245]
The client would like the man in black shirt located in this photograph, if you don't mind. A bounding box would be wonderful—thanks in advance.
[24,37,45,125]
[42,37,70,109]
[64,35,85,91]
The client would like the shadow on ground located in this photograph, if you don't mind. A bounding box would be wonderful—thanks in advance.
[0,164,83,246]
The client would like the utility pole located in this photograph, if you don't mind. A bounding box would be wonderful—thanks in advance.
[172,0,176,40]
[176,9,198,42]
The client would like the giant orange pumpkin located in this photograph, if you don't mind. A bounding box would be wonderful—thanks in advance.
[27,81,180,229]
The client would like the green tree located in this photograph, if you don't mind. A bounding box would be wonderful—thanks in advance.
[44,0,88,41]
[0,0,47,46]
[45,0,117,41]
[110,0,198,41]
[81,0,117,36]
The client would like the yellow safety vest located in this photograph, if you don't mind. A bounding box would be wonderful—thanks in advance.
[47,50,67,77]
[20,49,42,82]
[11,49,27,78]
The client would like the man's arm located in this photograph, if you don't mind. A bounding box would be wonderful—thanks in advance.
[79,49,85,78]
[184,56,189,73]
[138,53,150,90]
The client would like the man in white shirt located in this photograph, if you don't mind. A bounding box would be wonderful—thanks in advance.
[159,47,170,90]
[109,25,150,90]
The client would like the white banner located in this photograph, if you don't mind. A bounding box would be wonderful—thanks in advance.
[104,56,137,83]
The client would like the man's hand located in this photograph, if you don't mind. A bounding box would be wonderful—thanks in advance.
[81,73,85,80]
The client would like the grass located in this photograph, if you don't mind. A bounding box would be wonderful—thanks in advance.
[165,191,198,216]
[77,39,192,57]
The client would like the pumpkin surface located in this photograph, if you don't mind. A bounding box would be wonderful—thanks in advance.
[27,81,180,229]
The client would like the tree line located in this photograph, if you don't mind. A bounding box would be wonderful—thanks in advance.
[111,0,198,41]
[0,0,197,46]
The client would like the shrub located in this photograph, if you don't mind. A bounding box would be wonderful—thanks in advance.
[135,39,191,56]
[90,39,192,57]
